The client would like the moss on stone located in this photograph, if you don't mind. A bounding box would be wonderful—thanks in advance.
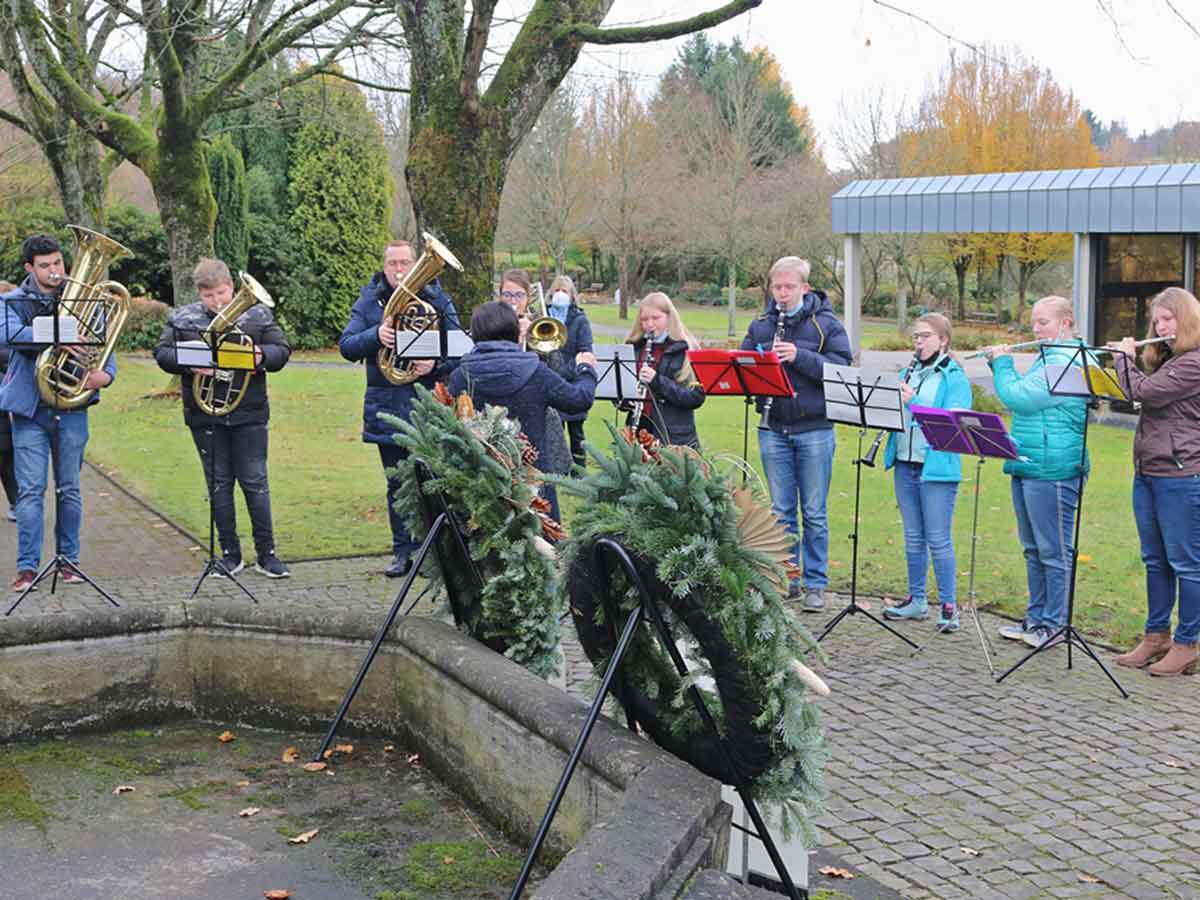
[0,766,50,831]
[401,839,522,891]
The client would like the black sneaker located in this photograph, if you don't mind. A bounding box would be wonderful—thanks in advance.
[385,555,413,578]
[255,555,290,579]
[213,555,244,578]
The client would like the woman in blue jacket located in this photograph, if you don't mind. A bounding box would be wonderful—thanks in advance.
[882,314,973,633]
[984,295,1090,650]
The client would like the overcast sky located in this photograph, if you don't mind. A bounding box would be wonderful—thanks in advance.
[575,0,1200,166]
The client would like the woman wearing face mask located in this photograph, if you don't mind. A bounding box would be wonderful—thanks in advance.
[546,275,594,469]
[625,292,705,450]
[880,314,972,634]
[981,295,1090,651]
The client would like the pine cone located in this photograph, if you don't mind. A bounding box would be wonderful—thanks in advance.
[518,434,539,467]
[530,495,552,514]
[540,514,566,542]
[432,382,454,407]
[454,392,477,420]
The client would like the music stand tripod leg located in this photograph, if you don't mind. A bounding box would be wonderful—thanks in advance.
[190,425,258,604]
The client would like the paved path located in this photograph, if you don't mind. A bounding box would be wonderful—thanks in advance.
[2,468,1197,899]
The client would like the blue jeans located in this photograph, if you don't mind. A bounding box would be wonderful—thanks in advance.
[12,408,89,571]
[190,424,275,561]
[760,427,835,589]
[1010,475,1082,630]
[893,461,959,606]
[379,443,419,560]
[1133,474,1200,646]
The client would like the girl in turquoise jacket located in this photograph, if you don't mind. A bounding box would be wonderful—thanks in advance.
[882,314,973,632]
[985,296,1090,651]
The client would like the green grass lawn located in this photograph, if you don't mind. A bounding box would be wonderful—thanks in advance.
[89,356,1146,647]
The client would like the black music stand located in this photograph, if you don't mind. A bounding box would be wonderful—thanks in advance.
[817,363,914,648]
[181,330,259,604]
[995,342,1128,698]
[508,537,803,900]
[5,295,120,616]
[688,348,792,478]
[313,460,483,761]
[592,343,641,432]
[906,406,1019,672]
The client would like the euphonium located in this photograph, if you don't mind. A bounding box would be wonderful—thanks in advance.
[35,225,133,410]
[192,272,274,417]
[525,283,568,354]
[378,232,463,385]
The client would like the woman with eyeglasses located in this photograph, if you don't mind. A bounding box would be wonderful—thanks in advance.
[881,313,972,634]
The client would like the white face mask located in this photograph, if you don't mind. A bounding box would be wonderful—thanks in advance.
[550,290,570,307]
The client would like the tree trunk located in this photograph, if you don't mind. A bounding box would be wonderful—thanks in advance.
[727,256,738,337]
[152,136,217,304]
[954,255,970,319]
[897,286,908,334]
[617,252,630,320]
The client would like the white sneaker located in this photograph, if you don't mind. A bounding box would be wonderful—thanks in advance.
[998,622,1028,642]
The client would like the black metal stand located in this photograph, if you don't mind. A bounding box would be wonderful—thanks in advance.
[189,422,258,603]
[996,401,1128,697]
[912,455,997,672]
[818,430,917,649]
[313,464,482,761]
[509,538,802,900]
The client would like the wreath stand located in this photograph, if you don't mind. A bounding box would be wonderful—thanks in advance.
[312,461,483,761]
[509,536,803,900]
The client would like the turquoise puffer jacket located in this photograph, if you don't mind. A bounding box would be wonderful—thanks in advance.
[990,347,1090,481]
[883,356,973,482]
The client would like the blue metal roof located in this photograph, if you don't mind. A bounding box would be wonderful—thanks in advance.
[831,164,1200,234]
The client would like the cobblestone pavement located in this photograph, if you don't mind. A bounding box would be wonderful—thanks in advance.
[3,468,1198,899]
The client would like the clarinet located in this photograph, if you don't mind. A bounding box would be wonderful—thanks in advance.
[630,331,657,432]
[757,308,789,431]
[860,352,921,468]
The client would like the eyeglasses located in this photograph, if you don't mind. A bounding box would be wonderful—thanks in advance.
[911,331,937,341]
[500,290,527,301]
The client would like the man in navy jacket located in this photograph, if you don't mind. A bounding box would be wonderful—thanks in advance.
[741,257,852,612]
[339,239,460,578]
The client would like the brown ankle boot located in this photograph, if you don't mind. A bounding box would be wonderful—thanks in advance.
[1116,632,1172,669]
[1147,642,1199,677]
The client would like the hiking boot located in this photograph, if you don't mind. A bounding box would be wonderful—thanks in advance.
[1022,625,1054,649]
[385,555,413,579]
[11,570,36,592]
[255,555,290,579]
[60,563,85,585]
[883,596,928,620]
[998,620,1030,642]
[937,603,960,633]
[1116,632,1172,669]
[213,555,244,578]
[1147,642,1199,677]
[802,588,826,612]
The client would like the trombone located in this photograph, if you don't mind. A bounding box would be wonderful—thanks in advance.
[524,282,567,354]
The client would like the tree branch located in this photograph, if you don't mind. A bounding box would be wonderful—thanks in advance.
[461,0,496,110]
[559,0,761,45]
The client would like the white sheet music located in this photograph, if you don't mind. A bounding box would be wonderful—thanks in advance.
[394,329,474,360]
[31,315,89,344]
[593,343,641,401]
[174,339,214,367]
[822,363,904,431]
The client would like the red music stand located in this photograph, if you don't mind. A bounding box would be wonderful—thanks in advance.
[688,349,792,473]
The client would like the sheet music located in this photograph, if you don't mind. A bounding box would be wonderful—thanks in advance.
[394,329,474,360]
[31,315,87,344]
[593,343,640,401]
[1043,363,1126,400]
[175,339,213,368]
[822,363,904,430]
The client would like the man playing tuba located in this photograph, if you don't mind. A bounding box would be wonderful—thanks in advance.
[339,238,460,579]
[0,234,117,592]
[154,258,292,578]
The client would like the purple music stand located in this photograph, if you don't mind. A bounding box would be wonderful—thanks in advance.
[906,406,1020,673]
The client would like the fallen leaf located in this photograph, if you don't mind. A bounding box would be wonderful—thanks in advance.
[383,744,395,753]
[1164,758,1189,769]
[218,731,236,743]
[281,747,298,763]
[263,891,292,900]
[406,753,420,765]
[334,743,354,755]
[288,828,319,844]
[818,866,854,879]
[1077,554,1093,564]
[236,780,251,787]
[443,855,455,865]
[239,807,261,818]
[960,846,980,857]
[323,750,333,759]
[112,785,135,795]
[302,761,327,772]
[1078,873,1102,884]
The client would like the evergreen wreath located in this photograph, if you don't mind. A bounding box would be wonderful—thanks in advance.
[382,386,562,679]
[557,426,829,840]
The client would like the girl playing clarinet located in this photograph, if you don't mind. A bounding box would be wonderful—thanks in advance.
[625,292,705,450]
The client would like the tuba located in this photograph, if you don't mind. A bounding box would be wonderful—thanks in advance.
[525,282,568,354]
[192,272,274,417]
[35,225,133,410]
[377,232,463,385]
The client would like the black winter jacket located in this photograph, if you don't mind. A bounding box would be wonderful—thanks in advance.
[740,290,852,432]
[154,301,291,429]
[627,337,705,449]
[544,305,594,424]
[338,273,460,444]
[447,341,596,470]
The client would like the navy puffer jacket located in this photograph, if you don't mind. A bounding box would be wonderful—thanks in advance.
[447,340,597,470]
[740,290,852,432]
[339,272,460,444]
[628,337,705,449]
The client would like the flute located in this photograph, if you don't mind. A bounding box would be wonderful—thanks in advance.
[962,338,1051,360]
[1096,335,1175,353]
